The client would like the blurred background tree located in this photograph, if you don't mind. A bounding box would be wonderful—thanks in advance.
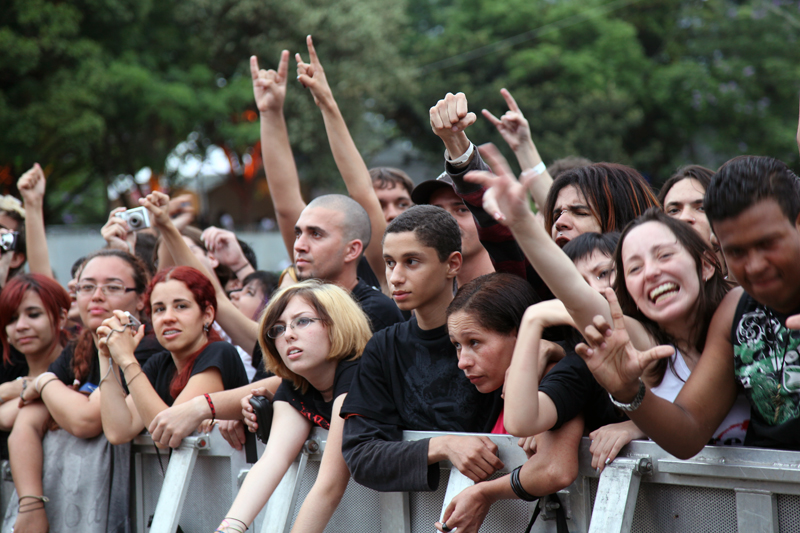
[0,0,798,224]
[397,0,800,184]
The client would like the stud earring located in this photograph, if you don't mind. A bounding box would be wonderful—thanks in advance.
[203,323,210,334]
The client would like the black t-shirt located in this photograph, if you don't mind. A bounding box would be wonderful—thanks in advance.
[141,341,249,406]
[340,318,502,492]
[49,330,164,391]
[49,325,162,388]
[273,359,358,429]
[342,318,501,431]
[731,291,800,449]
[0,345,28,383]
[539,350,627,432]
[356,256,381,289]
[350,278,405,333]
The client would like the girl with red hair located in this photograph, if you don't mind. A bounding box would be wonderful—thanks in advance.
[97,266,248,444]
[0,274,69,428]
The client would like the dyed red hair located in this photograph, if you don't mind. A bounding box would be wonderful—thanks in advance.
[0,274,71,363]
[144,266,220,399]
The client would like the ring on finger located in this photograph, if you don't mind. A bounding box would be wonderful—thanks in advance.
[442,522,452,532]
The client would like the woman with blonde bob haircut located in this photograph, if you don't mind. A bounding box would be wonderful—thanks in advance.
[214,280,372,533]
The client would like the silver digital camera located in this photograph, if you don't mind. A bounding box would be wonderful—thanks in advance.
[118,207,151,232]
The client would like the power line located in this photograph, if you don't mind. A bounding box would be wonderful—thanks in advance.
[416,0,645,75]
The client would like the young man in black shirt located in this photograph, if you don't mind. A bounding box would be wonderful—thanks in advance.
[341,205,504,491]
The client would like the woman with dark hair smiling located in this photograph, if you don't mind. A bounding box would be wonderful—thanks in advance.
[467,145,748,467]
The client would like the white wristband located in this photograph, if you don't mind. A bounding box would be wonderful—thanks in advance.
[445,143,474,167]
[526,161,547,176]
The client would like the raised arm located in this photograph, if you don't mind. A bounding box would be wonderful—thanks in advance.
[575,288,738,459]
[140,192,259,352]
[201,227,255,282]
[463,145,618,331]
[17,163,52,277]
[296,36,387,291]
[251,52,306,257]
[482,88,553,211]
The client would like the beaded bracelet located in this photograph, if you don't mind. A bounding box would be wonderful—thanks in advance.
[205,394,216,425]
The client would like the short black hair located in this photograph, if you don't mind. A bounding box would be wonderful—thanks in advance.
[563,232,620,264]
[238,239,258,270]
[704,156,800,227]
[242,270,280,299]
[384,205,461,261]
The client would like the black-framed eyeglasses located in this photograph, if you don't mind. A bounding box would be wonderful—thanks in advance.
[267,317,322,339]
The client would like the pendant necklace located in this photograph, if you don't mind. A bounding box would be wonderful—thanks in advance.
[772,315,789,424]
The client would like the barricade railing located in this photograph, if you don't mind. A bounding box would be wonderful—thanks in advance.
[132,429,800,533]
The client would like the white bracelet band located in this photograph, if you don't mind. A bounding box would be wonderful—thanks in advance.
[445,143,474,167]
[525,161,547,176]
[34,372,56,394]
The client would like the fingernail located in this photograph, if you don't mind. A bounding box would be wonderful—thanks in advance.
[605,458,611,465]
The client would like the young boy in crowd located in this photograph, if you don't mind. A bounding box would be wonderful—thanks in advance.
[341,205,504,491]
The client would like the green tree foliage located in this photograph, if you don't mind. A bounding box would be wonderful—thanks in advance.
[0,0,410,223]
[399,0,800,185]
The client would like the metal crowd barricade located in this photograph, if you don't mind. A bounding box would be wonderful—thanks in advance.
[133,428,800,533]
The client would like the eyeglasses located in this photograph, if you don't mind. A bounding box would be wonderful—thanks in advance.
[76,283,137,297]
[267,317,323,339]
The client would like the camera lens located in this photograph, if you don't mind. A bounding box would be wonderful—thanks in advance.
[128,214,142,228]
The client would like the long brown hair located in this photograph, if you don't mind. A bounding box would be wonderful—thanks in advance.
[613,209,731,385]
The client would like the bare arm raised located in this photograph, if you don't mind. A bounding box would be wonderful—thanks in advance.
[464,144,650,347]
[17,163,52,277]
[296,36,387,291]
[482,88,553,212]
[251,51,306,257]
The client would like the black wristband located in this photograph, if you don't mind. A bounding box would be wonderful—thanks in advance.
[510,466,539,502]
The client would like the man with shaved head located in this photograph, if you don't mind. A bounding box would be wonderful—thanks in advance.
[294,194,403,332]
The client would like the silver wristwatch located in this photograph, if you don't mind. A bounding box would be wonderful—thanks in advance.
[608,378,646,412]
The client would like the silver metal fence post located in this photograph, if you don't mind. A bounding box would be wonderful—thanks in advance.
[588,456,651,533]
[149,436,208,533]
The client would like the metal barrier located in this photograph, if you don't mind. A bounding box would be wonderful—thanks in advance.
[133,429,800,533]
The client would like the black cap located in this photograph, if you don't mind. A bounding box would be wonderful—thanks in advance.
[411,172,456,205]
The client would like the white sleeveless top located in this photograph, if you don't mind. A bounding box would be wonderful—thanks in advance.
[651,350,749,446]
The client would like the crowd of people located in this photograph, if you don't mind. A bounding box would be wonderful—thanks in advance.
[1,34,800,533]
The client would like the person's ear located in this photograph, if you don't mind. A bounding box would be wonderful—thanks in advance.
[9,252,25,270]
[203,304,215,328]
[701,253,716,283]
[343,240,363,264]
[135,293,146,313]
[206,251,220,270]
[446,251,462,279]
